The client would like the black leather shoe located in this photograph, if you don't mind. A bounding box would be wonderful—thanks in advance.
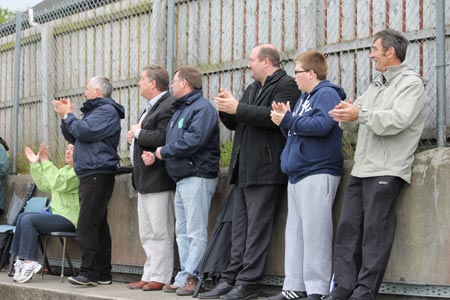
[220,285,258,300]
[305,294,323,300]
[268,291,307,300]
[198,281,234,299]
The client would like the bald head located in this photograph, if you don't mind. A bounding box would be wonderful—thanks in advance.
[255,44,281,68]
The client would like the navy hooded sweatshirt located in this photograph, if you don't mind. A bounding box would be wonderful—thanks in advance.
[279,80,346,183]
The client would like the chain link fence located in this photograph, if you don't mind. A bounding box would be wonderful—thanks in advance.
[0,0,448,173]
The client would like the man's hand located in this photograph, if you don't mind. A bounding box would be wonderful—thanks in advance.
[271,101,291,114]
[127,130,134,145]
[328,98,360,122]
[39,142,50,162]
[24,147,39,163]
[52,98,74,118]
[130,122,142,134]
[155,147,163,160]
[127,122,142,144]
[270,110,284,126]
[270,101,291,126]
[214,90,238,114]
[141,151,156,166]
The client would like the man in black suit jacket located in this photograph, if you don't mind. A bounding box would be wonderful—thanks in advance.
[126,65,176,292]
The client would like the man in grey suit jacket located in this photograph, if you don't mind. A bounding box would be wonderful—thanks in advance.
[126,65,176,292]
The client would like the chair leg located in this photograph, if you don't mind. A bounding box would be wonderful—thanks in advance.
[60,237,66,283]
[64,243,75,277]
[7,253,15,277]
[40,236,51,278]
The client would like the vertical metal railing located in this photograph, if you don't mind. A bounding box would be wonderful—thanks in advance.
[12,12,22,175]
[436,0,447,147]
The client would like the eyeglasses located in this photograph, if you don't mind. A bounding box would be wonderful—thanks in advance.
[294,69,310,74]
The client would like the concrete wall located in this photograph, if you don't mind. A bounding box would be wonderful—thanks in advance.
[2,147,449,286]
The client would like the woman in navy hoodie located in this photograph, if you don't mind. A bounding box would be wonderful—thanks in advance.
[270,50,345,300]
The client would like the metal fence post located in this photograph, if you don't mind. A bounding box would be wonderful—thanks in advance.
[436,0,447,147]
[167,0,175,77]
[12,12,22,174]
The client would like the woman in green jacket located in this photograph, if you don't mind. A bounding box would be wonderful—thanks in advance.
[11,142,80,284]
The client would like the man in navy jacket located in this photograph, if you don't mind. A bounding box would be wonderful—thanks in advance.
[53,76,125,286]
[144,65,220,296]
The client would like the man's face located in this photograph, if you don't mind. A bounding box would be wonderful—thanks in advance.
[370,38,389,72]
[248,47,265,83]
[171,72,184,99]
[294,63,308,92]
[138,71,153,99]
[84,81,99,100]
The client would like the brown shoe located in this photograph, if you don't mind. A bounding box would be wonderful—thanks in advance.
[176,274,198,296]
[163,284,180,293]
[142,281,165,291]
[128,280,148,289]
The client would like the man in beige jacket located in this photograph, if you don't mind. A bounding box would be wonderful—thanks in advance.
[325,29,426,300]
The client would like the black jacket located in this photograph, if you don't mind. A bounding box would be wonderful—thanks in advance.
[220,69,301,187]
[132,92,176,193]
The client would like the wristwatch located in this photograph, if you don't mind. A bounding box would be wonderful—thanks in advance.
[62,113,69,120]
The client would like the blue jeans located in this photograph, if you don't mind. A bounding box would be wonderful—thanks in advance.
[10,212,75,261]
[173,176,218,287]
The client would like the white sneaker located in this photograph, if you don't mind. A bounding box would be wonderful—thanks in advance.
[16,261,42,284]
[13,260,24,282]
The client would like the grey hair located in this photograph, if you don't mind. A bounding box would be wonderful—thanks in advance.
[89,76,113,97]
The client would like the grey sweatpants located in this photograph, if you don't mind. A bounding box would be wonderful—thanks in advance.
[283,173,340,295]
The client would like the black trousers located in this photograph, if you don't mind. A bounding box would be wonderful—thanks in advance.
[333,176,404,299]
[221,184,284,286]
[77,173,115,281]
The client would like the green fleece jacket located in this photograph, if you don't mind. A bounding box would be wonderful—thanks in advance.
[30,161,80,227]
[341,63,426,183]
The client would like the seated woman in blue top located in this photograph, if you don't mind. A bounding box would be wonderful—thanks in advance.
[11,142,80,284]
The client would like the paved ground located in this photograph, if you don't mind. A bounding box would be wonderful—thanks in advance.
[0,271,270,300]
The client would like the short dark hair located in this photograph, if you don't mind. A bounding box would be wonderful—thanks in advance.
[294,50,328,81]
[174,65,202,90]
[374,29,409,62]
[143,65,169,91]
[257,45,281,68]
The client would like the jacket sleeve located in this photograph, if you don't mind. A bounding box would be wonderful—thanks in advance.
[219,111,237,131]
[356,80,426,136]
[280,92,339,137]
[39,161,79,193]
[0,146,8,176]
[136,106,172,148]
[30,162,51,194]
[64,105,120,143]
[161,106,218,159]
[235,79,300,131]
[60,120,76,144]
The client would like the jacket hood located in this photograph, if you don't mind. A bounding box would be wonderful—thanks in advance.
[308,80,347,100]
[81,97,125,119]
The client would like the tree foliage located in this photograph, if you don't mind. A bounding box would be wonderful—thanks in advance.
[0,7,15,24]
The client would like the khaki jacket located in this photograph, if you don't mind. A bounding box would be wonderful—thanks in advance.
[341,63,426,183]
